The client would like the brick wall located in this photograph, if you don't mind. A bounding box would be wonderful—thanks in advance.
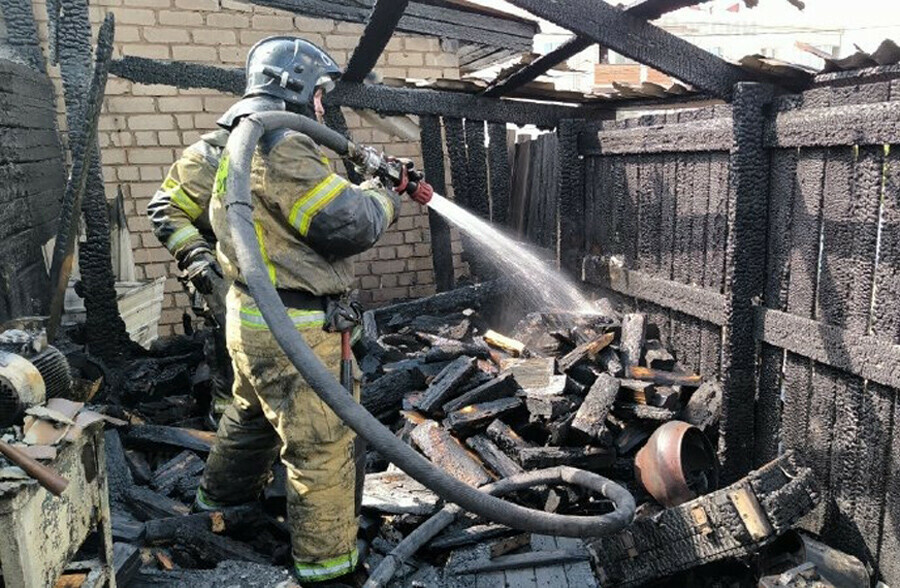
[26,0,467,336]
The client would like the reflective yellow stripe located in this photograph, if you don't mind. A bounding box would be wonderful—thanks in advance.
[166,225,200,251]
[287,173,349,236]
[168,186,204,220]
[239,307,325,330]
[254,221,277,285]
[214,152,229,199]
[294,549,359,581]
[370,190,395,221]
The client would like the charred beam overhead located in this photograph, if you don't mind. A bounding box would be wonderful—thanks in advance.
[109,57,584,127]
[482,0,707,98]
[483,36,591,98]
[241,0,535,52]
[505,0,752,100]
[342,0,410,84]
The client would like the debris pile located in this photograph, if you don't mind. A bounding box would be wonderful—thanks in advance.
[350,284,820,586]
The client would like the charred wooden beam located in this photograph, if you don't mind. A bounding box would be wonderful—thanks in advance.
[410,420,491,486]
[114,543,141,587]
[126,425,215,454]
[151,450,205,497]
[342,0,410,84]
[487,121,511,226]
[109,57,580,127]
[430,523,514,551]
[614,403,677,422]
[519,446,615,470]
[362,367,426,421]
[445,397,523,436]
[144,507,262,543]
[557,332,615,373]
[721,82,773,482]
[443,373,518,414]
[465,435,524,478]
[157,524,268,565]
[105,430,134,505]
[483,37,593,98]
[505,0,752,100]
[644,340,675,370]
[126,486,191,521]
[625,366,702,387]
[486,418,534,457]
[571,373,619,442]
[619,313,646,367]
[523,392,579,421]
[482,0,707,98]
[420,115,455,292]
[412,356,477,416]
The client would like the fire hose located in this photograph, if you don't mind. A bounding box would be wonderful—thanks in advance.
[222,111,635,540]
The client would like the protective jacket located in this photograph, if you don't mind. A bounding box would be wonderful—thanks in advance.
[209,128,401,296]
[147,130,230,264]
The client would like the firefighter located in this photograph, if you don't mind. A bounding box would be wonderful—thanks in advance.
[195,36,433,586]
[147,116,234,425]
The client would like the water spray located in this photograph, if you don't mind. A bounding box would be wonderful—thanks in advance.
[222,110,634,539]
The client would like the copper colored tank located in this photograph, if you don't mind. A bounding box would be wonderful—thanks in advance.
[634,420,718,507]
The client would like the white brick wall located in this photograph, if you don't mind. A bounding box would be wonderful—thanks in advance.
[27,0,467,335]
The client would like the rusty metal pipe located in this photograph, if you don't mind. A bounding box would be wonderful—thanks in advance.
[0,439,69,496]
[635,420,718,507]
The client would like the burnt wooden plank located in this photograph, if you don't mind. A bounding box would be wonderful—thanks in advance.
[431,524,514,551]
[487,122,511,227]
[126,425,215,454]
[619,313,646,367]
[445,397,523,436]
[342,0,410,83]
[151,450,205,498]
[780,148,826,458]
[558,118,586,274]
[443,374,518,415]
[126,486,191,521]
[818,145,883,560]
[421,115,455,292]
[465,435,524,478]
[486,418,534,458]
[625,366,701,387]
[755,148,798,466]
[410,420,491,487]
[570,373,619,442]
[363,367,426,420]
[518,446,615,470]
[413,356,477,416]
[614,403,678,422]
[557,332,615,373]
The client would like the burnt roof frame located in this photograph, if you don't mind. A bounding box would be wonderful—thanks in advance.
[481,0,709,98]
[342,0,411,84]
[503,0,760,100]
[108,56,602,127]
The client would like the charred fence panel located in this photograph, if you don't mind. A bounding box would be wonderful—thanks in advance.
[572,79,900,584]
[0,58,65,321]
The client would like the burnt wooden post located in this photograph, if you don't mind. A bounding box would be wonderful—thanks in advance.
[557,118,586,275]
[720,82,774,482]
[419,115,455,292]
[487,122,511,227]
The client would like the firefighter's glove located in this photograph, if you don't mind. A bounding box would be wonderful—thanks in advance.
[185,249,224,296]
[324,296,363,333]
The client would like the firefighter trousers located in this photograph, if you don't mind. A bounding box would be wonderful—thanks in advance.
[198,287,360,582]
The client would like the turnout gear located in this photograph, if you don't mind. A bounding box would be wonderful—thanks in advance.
[148,129,229,265]
[244,36,341,114]
[200,287,361,582]
[148,129,234,421]
[209,129,401,294]
[203,61,399,578]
